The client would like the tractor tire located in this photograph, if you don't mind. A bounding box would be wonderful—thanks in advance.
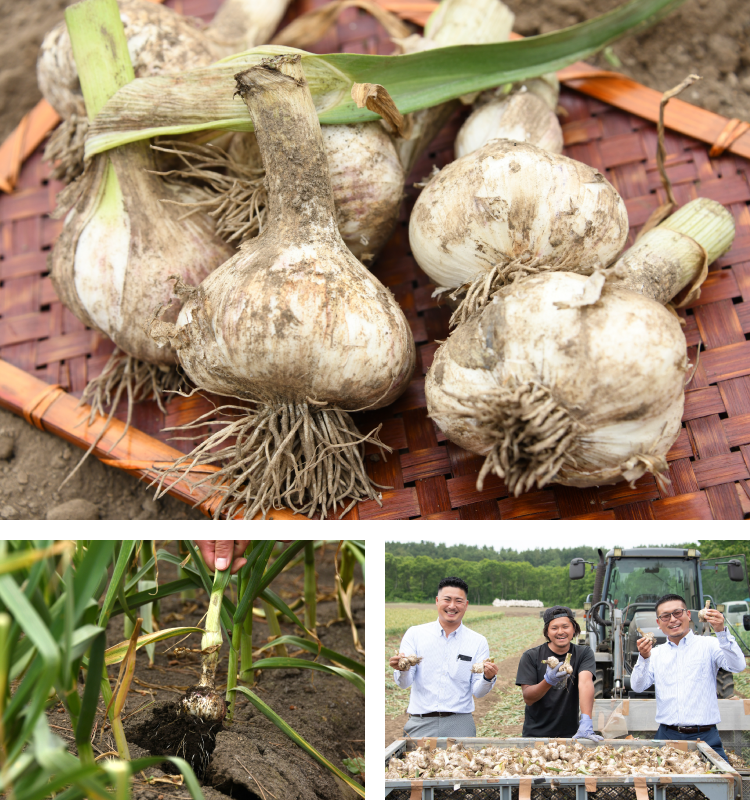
[717,668,735,698]
[594,669,605,699]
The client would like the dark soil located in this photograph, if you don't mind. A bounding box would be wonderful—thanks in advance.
[48,542,365,800]
[1,0,748,519]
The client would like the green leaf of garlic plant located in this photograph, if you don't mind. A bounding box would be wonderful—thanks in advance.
[0,541,205,800]
[84,0,688,156]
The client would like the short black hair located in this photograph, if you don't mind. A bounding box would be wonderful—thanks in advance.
[543,606,580,641]
[655,593,687,616]
[437,577,469,596]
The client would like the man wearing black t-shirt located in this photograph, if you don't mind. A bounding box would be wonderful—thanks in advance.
[515,606,601,739]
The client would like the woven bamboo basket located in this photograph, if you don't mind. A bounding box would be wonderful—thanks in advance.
[1,0,750,519]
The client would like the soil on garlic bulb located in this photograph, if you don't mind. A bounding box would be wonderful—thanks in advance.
[425,271,689,495]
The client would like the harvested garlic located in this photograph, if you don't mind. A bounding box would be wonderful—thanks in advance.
[637,627,657,644]
[699,600,711,621]
[559,653,574,674]
[471,657,495,673]
[396,652,423,670]
[542,656,560,669]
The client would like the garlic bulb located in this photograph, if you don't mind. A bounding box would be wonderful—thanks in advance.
[425,198,735,494]
[396,653,423,670]
[211,121,406,263]
[425,272,688,494]
[409,140,628,322]
[150,55,415,520]
[471,657,494,673]
[455,91,564,158]
[52,145,234,368]
[698,600,711,621]
[637,627,657,644]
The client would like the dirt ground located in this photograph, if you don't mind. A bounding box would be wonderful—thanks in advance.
[1,0,748,519]
[48,541,365,800]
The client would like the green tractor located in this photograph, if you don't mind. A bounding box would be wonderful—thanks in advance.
[569,547,750,700]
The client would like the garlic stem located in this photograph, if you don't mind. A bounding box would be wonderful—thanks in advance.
[199,567,231,689]
[65,0,135,120]
[611,198,735,304]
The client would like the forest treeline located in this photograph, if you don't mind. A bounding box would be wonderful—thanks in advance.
[384,541,750,606]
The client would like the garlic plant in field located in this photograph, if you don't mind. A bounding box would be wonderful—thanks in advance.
[425,198,734,495]
[410,139,628,325]
[385,741,719,780]
[150,54,415,520]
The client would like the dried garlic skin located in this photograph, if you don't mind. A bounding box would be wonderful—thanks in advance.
[699,600,711,621]
[471,657,494,673]
[396,654,423,670]
[637,627,657,644]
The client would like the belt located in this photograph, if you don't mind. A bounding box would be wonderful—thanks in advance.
[665,724,716,734]
[411,711,456,718]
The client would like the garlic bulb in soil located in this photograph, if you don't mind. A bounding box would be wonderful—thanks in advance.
[181,567,230,722]
[454,90,564,159]
[409,139,628,323]
[149,55,415,520]
[186,121,406,263]
[425,198,734,494]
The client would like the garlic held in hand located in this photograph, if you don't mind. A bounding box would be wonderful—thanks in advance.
[150,55,415,520]
[396,652,423,670]
[455,91,563,159]
[471,657,494,673]
[698,600,711,621]
[409,140,628,323]
[425,198,735,494]
[637,628,657,645]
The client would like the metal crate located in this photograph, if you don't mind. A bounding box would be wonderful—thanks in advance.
[384,738,740,800]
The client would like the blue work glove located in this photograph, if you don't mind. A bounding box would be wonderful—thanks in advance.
[572,714,603,741]
[544,662,565,686]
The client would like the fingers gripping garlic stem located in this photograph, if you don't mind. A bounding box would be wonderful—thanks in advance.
[149,55,415,520]
[409,140,628,324]
[425,272,689,494]
[455,91,564,159]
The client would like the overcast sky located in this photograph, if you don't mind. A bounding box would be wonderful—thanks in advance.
[386,535,704,551]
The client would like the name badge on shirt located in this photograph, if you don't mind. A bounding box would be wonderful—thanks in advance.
[457,654,472,661]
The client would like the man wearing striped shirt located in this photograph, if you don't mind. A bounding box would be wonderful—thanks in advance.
[631,592,746,762]
[391,577,499,737]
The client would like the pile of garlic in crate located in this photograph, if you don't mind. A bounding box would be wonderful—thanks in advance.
[385,741,720,779]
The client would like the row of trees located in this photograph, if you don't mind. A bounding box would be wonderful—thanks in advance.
[385,542,750,607]
[384,541,601,566]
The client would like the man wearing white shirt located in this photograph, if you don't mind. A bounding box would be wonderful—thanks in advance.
[631,592,746,762]
[390,577,500,737]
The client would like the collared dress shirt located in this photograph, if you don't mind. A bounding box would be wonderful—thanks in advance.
[630,629,746,725]
[393,619,496,714]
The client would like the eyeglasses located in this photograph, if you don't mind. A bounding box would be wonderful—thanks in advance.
[657,608,688,622]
